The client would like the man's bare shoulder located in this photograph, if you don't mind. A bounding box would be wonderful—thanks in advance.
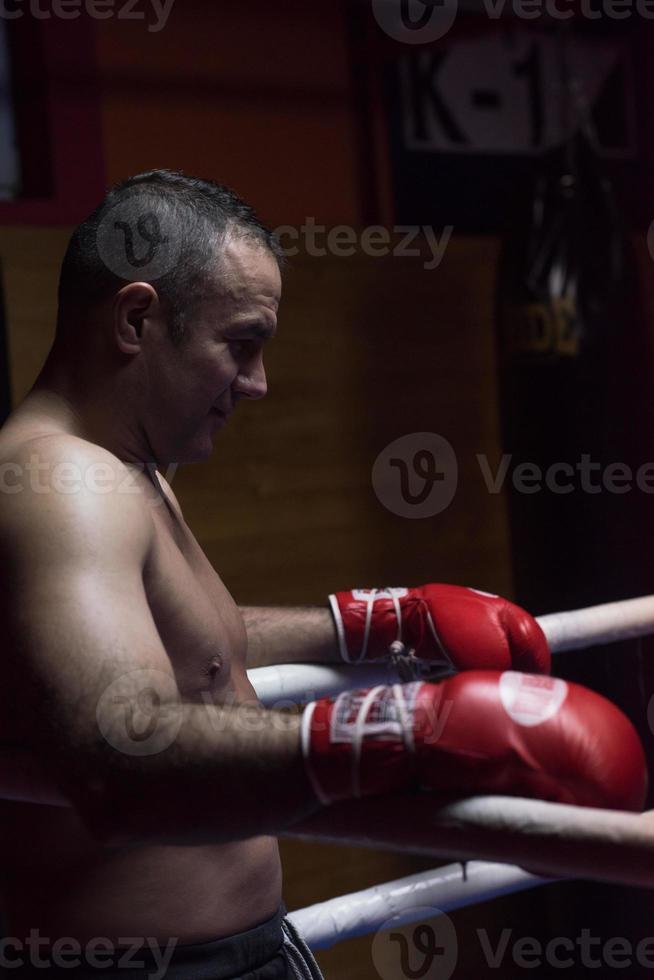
[0,430,131,472]
[0,432,154,564]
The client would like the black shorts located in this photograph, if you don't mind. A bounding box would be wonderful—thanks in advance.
[4,906,324,979]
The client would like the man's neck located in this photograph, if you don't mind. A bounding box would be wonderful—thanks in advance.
[23,356,155,469]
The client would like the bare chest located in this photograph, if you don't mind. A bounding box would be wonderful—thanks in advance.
[143,501,251,704]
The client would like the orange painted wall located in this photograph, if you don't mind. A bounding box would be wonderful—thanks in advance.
[95,0,362,227]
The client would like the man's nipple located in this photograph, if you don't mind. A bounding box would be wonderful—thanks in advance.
[207,654,224,678]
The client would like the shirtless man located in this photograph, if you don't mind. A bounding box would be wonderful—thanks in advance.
[0,170,644,978]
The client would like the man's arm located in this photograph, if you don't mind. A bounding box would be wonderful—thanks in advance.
[242,607,341,669]
[244,586,551,675]
[1,446,320,843]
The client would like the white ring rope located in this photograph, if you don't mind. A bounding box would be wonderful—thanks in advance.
[250,594,654,706]
[288,861,548,950]
[538,594,654,653]
[250,662,400,707]
[282,794,654,890]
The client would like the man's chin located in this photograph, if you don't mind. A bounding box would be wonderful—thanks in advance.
[179,434,221,465]
[159,421,224,466]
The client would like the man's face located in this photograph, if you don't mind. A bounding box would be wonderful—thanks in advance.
[145,238,281,465]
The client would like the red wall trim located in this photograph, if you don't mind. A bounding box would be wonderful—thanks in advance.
[0,14,105,226]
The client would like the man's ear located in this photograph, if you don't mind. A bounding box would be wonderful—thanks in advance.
[113,282,159,354]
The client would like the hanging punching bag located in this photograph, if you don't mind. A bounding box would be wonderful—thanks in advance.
[496,103,643,617]
[496,29,654,969]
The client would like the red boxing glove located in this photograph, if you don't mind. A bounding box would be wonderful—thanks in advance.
[329,584,550,674]
[301,671,648,812]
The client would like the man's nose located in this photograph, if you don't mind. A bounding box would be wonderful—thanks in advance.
[234,358,267,401]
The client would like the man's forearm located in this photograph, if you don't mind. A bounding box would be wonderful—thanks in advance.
[60,696,321,846]
[8,608,342,820]
[242,606,341,668]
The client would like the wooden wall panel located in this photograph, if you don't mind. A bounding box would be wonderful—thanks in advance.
[0,227,68,402]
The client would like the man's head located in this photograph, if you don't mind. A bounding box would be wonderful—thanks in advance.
[53,170,283,465]
[57,169,283,345]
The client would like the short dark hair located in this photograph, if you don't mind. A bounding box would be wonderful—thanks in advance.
[57,169,284,344]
